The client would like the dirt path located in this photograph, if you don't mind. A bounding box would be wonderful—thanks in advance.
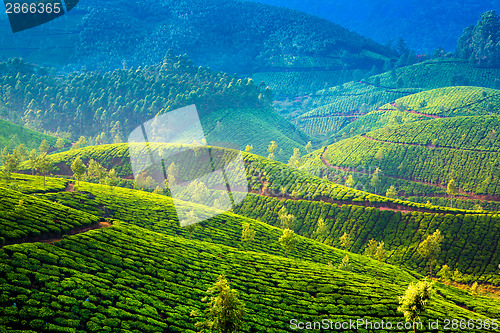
[4,221,113,247]
[318,146,500,204]
[360,133,500,154]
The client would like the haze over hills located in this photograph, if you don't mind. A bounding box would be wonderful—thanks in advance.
[245,0,497,53]
[0,0,395,74]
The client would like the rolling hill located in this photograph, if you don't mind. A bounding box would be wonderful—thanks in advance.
[306,115,500,202]
[295,59,500,139]
[0,0,394,75]
[1,173,499,332]
[0,56,309,162]
[0,119,63,152]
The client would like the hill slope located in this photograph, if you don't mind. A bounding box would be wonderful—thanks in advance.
[0,0,394,74]
[0,119,62,152]
[311,115,500,198]
[0,174,498,333]
[295,60,500,139]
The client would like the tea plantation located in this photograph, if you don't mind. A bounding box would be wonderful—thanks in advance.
[1,174,499,332]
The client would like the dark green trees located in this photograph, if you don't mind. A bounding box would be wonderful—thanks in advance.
[457,11,500,67]
[417,230,443,279]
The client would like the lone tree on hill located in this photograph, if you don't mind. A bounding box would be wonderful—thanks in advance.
[446,179,458,208]
[267,141,277,160]
[278,206,296,230]
[279,228,296,258]
[71,157,87,186]
[195,275,245,333]
[36,153,53,187]
[305,141,313,154]
[38,139,50,153]
[397,280,434,333]
[417,229,443,279]
[339,231,352,250]
[27,149,38,175]
[345,175,355,188]
[370,168,382,194]
[241,223,256,250]
[386,185,398,198]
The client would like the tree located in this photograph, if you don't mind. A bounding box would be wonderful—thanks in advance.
[195,275,245,333]
[315,218,328,240]
[305,141,313,154]
[73,136,87,150]
[244,145,253,153]
[167,162,179,186]
[470,282,481,299]
[71,157,87,186]
[364,239,378,258]
[397,280,434,333]
[364,239,386,262]
[27,149,38,175]
[55,138,65,150]
[370,168,382,194]
[107,168,119,188]
[241,223,255,249]
[39,139,50,153]
[1,147,20,181]
[36,153,53,187]
[345,175,355,188]
[375,241,387,262]
[437,264,451,282]
[339,232,352,250]
[277,206,296,230]
[417,229,443,279]
[267,141,277,160]
[337,255,352,272]
[87,159,108,185]
[446,179,458,208]
[487,129,497,144]
[386,185,398,198]
[287,148,300,168]
[279,229,296,258]
[375,149,384,165]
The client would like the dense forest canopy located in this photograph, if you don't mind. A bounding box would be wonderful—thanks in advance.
[246,0,496,54]
[457,10,500,68]
[0,54,273,142]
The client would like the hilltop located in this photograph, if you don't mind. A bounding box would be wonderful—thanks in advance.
[304,115,500,203]
[0,0,394,74]
[0,56,308,161]
[294,59,500,140]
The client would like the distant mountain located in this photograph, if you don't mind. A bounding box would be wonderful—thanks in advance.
[245,0,497,53]
[0,0,395,73]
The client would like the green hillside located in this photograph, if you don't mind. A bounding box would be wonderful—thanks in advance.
[19,143,476,213]
[1,174,499,332]
[0,56,311,162]
[312,115,500,198]
[295,59,500,139]
[0,119,63,152]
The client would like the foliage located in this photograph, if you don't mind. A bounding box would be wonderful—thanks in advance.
[456,11,500,68]
[417,230,443,279]
[279,228,296,258]
[195,275,245,333]
[397,280,434,329]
